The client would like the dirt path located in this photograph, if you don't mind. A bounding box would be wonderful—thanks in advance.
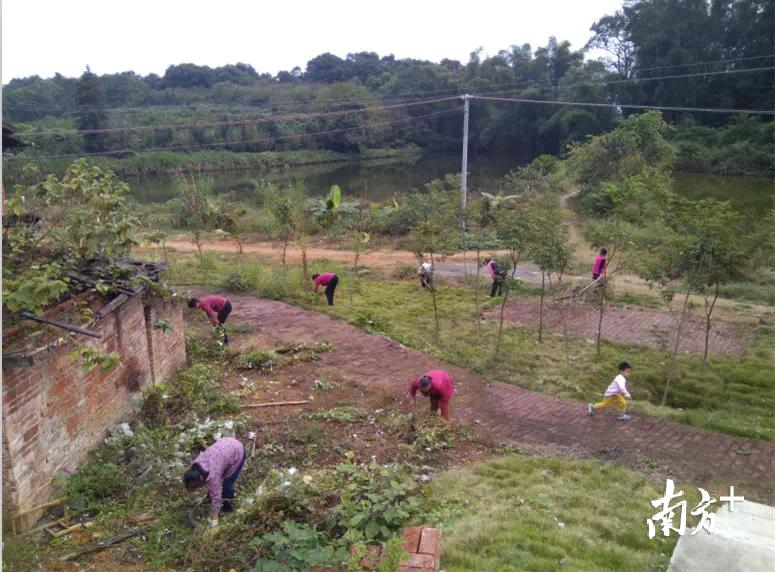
[225,294,774,502]
[484,298,753,355]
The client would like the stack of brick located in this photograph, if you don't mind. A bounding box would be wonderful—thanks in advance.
[350,526,442,571]
[399,526,442,572]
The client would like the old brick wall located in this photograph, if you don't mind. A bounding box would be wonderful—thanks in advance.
[2,296,186,529]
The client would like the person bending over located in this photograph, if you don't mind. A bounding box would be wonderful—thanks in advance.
[409,369,455,421]
[183,437,246,530]
[312,273,339,306]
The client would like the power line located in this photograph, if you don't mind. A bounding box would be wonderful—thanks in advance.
[17,96,459,137]
[12,107,461,160]
[474,95,775,115]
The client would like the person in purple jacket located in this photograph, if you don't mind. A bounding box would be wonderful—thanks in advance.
[183,437,246,529]
[312,272,339,306]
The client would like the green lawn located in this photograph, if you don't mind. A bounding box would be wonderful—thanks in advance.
[166,253,775,441]
[427,455,686,572]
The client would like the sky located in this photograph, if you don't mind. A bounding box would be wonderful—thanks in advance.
[2,0,623,81]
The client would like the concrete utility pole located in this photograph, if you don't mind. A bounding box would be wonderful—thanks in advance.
[460,94,471,230]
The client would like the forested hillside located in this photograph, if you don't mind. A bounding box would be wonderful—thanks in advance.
[3,0,773,166]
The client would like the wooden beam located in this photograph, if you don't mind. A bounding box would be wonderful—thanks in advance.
[58,528,144,562]
[95,294,129,318]
[241,400,309,409]
[19,312,101,338]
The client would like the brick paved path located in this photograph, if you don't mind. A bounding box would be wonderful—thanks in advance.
[228,296,775,502]
[485,298,752,355]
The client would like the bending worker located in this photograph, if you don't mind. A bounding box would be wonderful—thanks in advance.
[183,436,246,530]
[483,257,504,297]
[312,272,339,306]
[188,294,232,343]
[409,369,455,421]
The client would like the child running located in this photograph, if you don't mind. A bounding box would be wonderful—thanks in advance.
[588,361,632,421]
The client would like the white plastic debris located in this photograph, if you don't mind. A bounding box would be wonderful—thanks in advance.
[288,467,298,476]
[119,423,134,437]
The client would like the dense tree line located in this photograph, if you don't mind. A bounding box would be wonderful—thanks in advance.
[3,0,772,160]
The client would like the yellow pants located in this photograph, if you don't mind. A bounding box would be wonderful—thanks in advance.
[593,395,627,413]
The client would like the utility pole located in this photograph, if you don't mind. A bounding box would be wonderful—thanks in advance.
[460,94,471,231]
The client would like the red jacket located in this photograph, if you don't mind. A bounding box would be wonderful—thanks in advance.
[313,273,337,292]
[592,255,607,277]
[199,295,228,325]
[409,370,455,404]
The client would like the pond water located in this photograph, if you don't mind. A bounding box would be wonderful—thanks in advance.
[127,152,773,217]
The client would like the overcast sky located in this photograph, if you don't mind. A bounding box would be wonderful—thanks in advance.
[2,0,623,81]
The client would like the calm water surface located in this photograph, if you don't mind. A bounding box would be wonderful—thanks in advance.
[128,153,773,217]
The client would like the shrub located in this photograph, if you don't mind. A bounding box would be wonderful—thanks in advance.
[332,457,424,544]
[251,521,347,572]
[63,462,126,509]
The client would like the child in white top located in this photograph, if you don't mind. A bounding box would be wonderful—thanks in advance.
[588,362,632,421]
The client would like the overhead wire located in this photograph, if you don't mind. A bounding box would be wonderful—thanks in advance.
[15,106,461,160]
[473,95,775,115]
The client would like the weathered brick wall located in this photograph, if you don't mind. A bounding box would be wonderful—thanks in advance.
[144,299,187,384]
[2,296,186,529]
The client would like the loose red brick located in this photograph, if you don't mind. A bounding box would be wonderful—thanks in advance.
[418,528,441,556]
[398,553,437,570]
[401,526,423,553]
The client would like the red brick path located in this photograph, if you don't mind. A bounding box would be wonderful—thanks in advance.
[228,296,775,503]
[485,298,752,355]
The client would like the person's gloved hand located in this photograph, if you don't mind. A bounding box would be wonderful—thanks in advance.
[203,518,219,537]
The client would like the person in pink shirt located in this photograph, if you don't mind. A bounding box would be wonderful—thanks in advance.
[482,257,504,297]
[188,294,232,343]
[592,248,607,280]
[183,437,246,529]
[409,369,455,421]
[312,273,339,306]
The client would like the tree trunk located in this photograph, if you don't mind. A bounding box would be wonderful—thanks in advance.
[474,247,481,335]
[662,286,692,406]
[596,280,605,355]
[538,271,545,343]
[511,251,518,279]
[429,249,440,344]
[493,278,511,360]
[300,238,309,289]
[281,234,289,266]
[349,247,360,310]
[702,282,720,369]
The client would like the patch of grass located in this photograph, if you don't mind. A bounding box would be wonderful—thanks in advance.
[311,406,370,423]
[718,281,775,306]
[236,349,278,370]
[427,455,686,572]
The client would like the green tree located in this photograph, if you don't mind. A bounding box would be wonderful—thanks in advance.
[531,206,571,343]
[3,160,138,316]
[76,67,109,153]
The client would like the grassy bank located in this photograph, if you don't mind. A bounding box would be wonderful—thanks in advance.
[2,146,422,186]
[428,454,687,571]
[165,252,775,441]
